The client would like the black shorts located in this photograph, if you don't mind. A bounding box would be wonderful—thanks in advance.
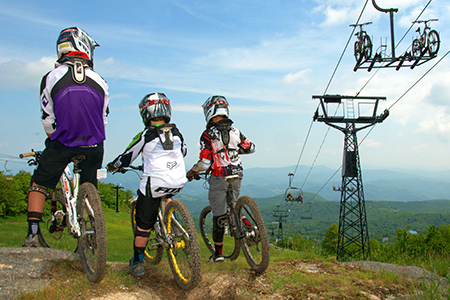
[134,190,161,231]
[31,139,104,189]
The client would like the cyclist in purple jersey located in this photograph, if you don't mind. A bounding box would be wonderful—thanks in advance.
[23,27,109,247]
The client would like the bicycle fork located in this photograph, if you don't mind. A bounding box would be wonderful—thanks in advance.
[61,167,82,237]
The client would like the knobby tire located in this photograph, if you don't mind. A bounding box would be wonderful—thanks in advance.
[77,183,107,283]
[131,202,163,264]
[236,196,270,274]
[164,199,201,290]
[199,205,240,260]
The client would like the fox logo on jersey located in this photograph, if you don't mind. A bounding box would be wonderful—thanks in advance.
[167,161,177,170]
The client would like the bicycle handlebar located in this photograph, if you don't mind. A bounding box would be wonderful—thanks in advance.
[113,165,143,174]
[19,151,42,158]
[413,19,439,24]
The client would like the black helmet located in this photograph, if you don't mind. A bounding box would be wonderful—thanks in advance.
[139,93,171,126]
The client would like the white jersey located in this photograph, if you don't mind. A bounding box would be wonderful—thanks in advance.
[111,124,187,198]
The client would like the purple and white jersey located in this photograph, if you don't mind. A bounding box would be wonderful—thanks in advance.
[40,64,109,147]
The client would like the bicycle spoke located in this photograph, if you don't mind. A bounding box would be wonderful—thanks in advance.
[38,193,78,251]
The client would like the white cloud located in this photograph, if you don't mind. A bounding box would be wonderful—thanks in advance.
[283,70,312,85]
[0,57,54,90]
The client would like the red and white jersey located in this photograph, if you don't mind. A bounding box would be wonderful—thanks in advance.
[194,120,255,177]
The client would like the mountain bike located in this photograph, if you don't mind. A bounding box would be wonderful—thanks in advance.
[197,174,270,273]
[350,22,373,63]
[19,150,107,283]
[411,19,440,58]
[114,166,201,290]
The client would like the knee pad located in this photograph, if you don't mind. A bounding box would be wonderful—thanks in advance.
[212,215,226,243]
[28,185,49,198]
[135,227,151,238]
[27,211,43,222]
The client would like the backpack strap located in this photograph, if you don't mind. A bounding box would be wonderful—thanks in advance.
[216,118,233,144]
[157,124,176,150]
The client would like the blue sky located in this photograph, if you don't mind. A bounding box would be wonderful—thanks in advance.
[1,0,450,185]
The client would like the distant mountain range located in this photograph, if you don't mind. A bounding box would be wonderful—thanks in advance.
[102,165,450,202]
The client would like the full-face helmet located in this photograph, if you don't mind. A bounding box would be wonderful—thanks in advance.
[56,27,99,60]
[139,93,171,126]
[202,95,229,123]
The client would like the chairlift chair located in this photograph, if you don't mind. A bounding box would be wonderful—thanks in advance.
[4,161,13,180]
[284,173,303,205]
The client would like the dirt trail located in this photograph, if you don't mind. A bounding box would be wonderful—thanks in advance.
[1,247,448,300]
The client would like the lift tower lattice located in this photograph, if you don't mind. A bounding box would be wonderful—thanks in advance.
[272,206,289,241]
[313,95,389,261]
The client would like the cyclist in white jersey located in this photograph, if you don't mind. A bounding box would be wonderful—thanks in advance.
[107,93,187,276]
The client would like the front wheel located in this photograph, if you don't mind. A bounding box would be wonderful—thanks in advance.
[427,30,440,56]
[199,205,240,260]
[77,183,107,283]
[362,35,372,60]
[164,199,201,290]
[130,201,163,264]
[236,196,270,274]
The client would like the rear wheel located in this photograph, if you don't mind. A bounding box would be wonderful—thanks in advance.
[77,183,107,283]
[236,196,270,274]
[199,205,240,260]
[412,39,423,58]
[164,199,201,290]
[131,201,163,264]
[38,191,78,252]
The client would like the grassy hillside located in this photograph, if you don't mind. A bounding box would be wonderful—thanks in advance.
[3,206,448,300]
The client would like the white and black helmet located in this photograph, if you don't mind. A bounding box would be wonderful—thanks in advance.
[139,93,171,126]
[202,95,229,123]
[56,27,99,60]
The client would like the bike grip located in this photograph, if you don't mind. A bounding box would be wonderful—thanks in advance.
[19,152,36,158]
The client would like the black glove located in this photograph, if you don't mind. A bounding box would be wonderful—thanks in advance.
[186,169,199,181]
[106,162,119,173]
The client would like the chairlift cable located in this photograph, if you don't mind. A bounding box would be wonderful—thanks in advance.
[310,46,449,201]
[387,49,450,110]
[356,0,433,97]
[291,115,315,177]
[395,0,433,49]
[296,1,369,187]
[324,0,370,94]
[305,1,444,203]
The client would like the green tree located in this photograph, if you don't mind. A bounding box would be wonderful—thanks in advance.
[0,171,30,216]
[322,223,338,256]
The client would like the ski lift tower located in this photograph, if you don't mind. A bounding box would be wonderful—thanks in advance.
[272,206,289,240]
[313,94,389,261]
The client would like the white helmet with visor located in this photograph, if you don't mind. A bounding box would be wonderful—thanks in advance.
[56,27,99,61]
[202,95,229,123]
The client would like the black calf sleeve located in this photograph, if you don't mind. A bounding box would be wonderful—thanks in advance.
[212,215,225,243]
[135,227,151,238]
[27,211,43,222]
